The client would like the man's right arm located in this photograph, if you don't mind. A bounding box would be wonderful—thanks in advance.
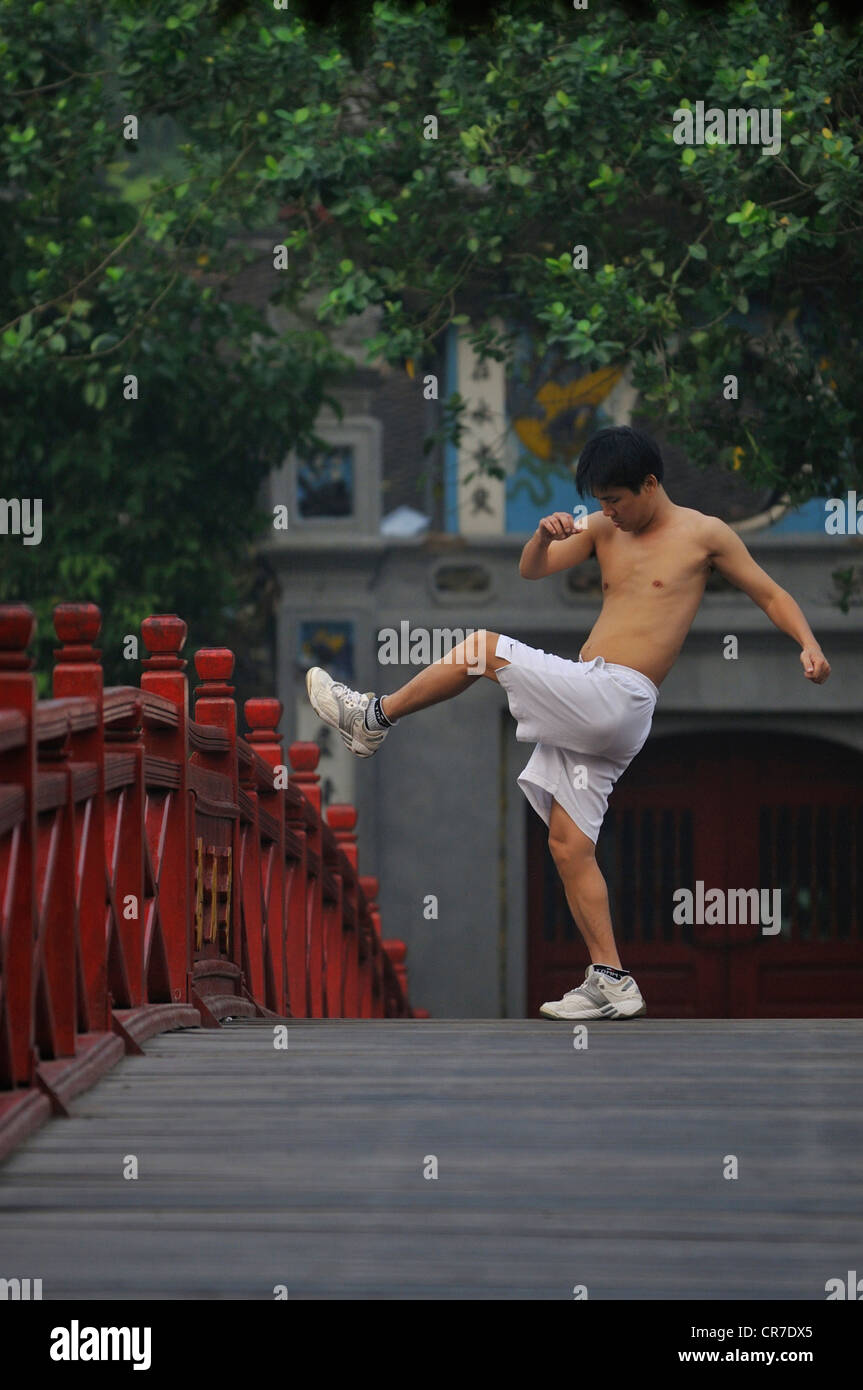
[519,511,597,579]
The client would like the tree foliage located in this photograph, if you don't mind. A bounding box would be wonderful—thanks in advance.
[1,0,861,681]
[0,0,344,683]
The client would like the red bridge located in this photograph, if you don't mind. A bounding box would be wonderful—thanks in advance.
[0,602,420,1161]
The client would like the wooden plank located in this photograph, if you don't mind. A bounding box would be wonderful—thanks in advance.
[0,1020,861,1299]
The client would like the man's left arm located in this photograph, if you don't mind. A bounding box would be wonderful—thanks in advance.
[706,519,831,684]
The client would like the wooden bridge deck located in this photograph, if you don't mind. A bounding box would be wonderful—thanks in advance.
[1,1019,861,1300]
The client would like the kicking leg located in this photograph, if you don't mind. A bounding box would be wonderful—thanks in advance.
[381,629,509,720]
[306,628,509,757]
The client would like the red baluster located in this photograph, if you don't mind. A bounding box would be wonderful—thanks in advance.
[358,875,381,1018]
[282,746,311,1019]
[193,649,245,991]
[383,939,410,1017]
[49,604,105,1044]
[289,743,325,1017]
[244,697,286,1015]
[140,615,192,1004]
[327,805,360,1018]
[0,605,38,1086]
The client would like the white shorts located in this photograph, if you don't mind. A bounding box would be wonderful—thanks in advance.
[494,634,659,844]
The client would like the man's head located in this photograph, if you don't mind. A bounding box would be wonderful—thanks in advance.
[575,426,664,531]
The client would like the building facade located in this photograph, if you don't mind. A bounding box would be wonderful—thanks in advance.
[261,322,863,1018]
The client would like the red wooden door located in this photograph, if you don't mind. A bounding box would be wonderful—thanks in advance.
[526,733,863,1018]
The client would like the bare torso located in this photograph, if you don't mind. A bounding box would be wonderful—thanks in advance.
[578,506,713,686]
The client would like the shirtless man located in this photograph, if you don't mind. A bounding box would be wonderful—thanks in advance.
[306,426,831,1021]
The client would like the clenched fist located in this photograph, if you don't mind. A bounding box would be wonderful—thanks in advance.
[800,646,831,684]
[538,511,580,542]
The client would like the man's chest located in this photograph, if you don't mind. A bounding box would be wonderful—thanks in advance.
[597,537,711,595]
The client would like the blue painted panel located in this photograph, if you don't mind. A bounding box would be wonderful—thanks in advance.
[761,497,830,535]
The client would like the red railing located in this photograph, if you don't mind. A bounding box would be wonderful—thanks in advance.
[0,602,421,1158]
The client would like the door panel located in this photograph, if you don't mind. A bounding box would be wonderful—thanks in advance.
[526,733,863,1018]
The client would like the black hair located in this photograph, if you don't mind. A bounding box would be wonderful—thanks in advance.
[575,426,664,498]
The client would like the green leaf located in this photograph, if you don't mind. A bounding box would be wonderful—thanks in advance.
[469,166,487,187]
[508,165,533,186]
[682,148,696,166]
[688,243,707,260]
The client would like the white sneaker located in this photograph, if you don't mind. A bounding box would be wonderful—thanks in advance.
[306,668,389,758]
[539,966,647,1020]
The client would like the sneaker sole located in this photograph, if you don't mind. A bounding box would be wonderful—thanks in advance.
[539,1002,647,1021]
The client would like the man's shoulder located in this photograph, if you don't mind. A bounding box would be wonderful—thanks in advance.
[673,506,730,543]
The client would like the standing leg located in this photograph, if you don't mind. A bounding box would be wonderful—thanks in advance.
[547,798,622,969]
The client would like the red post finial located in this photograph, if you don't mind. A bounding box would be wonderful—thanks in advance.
[382,939,407,967]
[53,602,101,644]
[53,602,102,664]
[52,602,104,701]
[328,803,358,869]
[194,648,235,699]
[0,603,36,670]
[141,615,187,671]
[245,697,283,743]
[383,938,410,1008]
[359,875,379,903]
[288,741,321,772]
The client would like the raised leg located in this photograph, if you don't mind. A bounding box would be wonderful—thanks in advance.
[381,629,509,721]
[547,798,621,970]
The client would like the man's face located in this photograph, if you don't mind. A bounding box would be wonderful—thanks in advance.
[595,478,655,531]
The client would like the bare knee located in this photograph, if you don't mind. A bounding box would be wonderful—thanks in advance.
[451,629,504,680]
[549,834,595,875]
[548,806,596,875]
